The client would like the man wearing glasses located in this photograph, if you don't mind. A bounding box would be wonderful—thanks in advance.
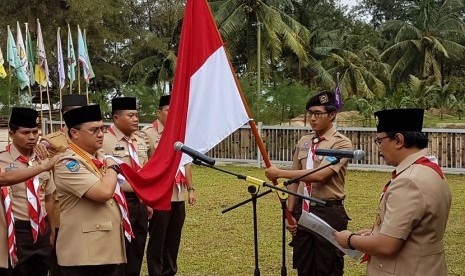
[265,91,352,276]
[53,105,125,276]
[334,108,451,276]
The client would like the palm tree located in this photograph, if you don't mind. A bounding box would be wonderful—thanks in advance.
[211,0,310,78]
[321,46,390,99]
[381,0,465,87]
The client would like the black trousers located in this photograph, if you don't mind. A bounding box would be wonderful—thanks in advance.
[49,227,60,276]
[0,268,12,276]
[12,220,51,276]
[146,201,185,276]
[58,264,122,276]
[292,204,349,276]
[123,193,149,276]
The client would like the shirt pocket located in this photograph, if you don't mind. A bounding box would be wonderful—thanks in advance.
[297,147,309,161]
[82,220,113,233]
[370,255,397,274]
[112,150,128,158]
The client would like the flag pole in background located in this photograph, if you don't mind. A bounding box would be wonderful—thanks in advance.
[57,27,66,124]
[35,19,53,133]
[76,26,81,95]
[67,24,76,94]
[16,21,30,103]
[25,23,35,106]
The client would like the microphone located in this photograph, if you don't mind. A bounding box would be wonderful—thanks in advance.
[314,148,365,161]
[173,142,216,166]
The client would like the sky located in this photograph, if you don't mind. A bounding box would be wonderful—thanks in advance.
[340,0,358,8]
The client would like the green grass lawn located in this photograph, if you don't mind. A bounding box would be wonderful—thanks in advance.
[140,166,465,275]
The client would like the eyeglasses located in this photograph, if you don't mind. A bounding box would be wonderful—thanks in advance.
[78,126,108,135]
[307,111,329,118]
[374,136,389,146]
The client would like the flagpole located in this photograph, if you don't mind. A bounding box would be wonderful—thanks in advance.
[77,26,81,95]
[84,29,89,104]
[68,24,73,95]
[24,23,33,106]
[46,84,53,133]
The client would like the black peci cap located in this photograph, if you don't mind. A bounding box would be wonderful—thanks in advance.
[61,94,88,108]
[63,105,103,129]
[159,95,171,108]
[374,108,424,133]
[9,107,39,128]
[112,97,137,114]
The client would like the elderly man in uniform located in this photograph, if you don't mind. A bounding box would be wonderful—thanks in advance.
[53,105,126,276]
[35,94,87,276]
[102,97,149,276]
[0,107,56,276]
[0,152,60,274]
[265,91,352,276]
[142,95,196,276]
[334,108,452,276]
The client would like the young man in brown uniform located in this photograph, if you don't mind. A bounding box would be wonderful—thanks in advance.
[265,91,352,276]
[0,154,60,274]
[36,94,87,276]
[334,108,452,276]
[53,105,125,276]
[141,95,196,276]
[0,107,56,276]
[102,97,149,276]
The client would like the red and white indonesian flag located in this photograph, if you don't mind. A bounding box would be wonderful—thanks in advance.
[120,0,250,210]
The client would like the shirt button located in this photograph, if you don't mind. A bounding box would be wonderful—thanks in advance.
[96,224,100,229]
[379,264,383,268]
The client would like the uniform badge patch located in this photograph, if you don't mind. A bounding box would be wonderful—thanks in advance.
[325,156,338,163]
[65,160,80,172]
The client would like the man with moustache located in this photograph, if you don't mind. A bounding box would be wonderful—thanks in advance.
[334,109,452,276]
[102,97,149,276]
[53,105,126,276]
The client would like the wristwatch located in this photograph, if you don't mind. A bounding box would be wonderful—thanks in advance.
[107,164,121,174]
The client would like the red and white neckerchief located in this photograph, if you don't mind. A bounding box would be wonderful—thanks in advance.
[302,136,324,212]
[68,143,134,242]
[6,145,46,243]
[361,155,444,263]
[1,186,17,266]
[108,126,141,171]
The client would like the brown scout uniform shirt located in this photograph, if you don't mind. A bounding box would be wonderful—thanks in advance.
[367,149,452,276]
[54,148,126,266]
[0,203,7,268]
[40,128,71,227]
[102,126,149,192]
[293,126,352,200]
[0,144,55,221]
[141,120,187,202]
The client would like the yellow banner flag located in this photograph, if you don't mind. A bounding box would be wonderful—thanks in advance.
[0,47,6,79]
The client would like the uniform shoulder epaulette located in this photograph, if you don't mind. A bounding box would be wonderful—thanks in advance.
[43,131,64,139]
[134,130,147,138]
[140,125,153,132]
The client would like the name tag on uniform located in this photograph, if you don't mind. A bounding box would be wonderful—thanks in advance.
[115,145,125,151]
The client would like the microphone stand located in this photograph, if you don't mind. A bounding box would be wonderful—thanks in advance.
[191,159,329,276]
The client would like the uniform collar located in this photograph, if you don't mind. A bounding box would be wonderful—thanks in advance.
[111,124,135,142]
[314,126,336,141]
[8,143,32,161]
[155,119,164,134]
[393,148,429,177]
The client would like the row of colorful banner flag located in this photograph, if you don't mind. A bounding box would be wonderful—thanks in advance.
[0,19,95,92]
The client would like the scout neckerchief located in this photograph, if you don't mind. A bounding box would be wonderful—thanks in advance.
[154,120,186,192]
[107,125,141,171]
[302,136,325,212]
[5,145,46,243]
[361,155,444,263]
[68,143,135,242]
[1,185,17,266]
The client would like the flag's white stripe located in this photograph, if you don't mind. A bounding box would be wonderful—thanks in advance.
[181,46,250,165]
